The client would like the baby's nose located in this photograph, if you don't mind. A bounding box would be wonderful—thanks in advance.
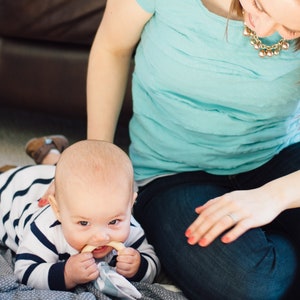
[91,230,110,244]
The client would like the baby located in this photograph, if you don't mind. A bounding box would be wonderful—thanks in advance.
[0,140,160,290]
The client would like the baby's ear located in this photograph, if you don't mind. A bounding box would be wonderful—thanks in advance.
[48,195,61,221]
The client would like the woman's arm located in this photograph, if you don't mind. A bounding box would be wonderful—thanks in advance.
[87,0,153,141]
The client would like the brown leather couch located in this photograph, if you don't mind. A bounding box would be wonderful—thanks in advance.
[0,0,132,124]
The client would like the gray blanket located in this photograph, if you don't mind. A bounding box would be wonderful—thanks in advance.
[0,246,187,300]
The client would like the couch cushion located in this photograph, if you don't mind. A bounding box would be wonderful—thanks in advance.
[0,0,106,45]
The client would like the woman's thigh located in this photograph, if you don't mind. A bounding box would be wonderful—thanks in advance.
[134,172,298,299]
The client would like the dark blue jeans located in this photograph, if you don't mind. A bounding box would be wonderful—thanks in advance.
[133,142,300,300]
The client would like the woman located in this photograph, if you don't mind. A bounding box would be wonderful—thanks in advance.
[87,0,300,299]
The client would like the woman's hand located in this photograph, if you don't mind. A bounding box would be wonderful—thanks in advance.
[185,185,285,247]
[116,247,141,278]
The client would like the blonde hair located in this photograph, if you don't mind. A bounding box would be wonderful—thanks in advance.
[229,0,300,50]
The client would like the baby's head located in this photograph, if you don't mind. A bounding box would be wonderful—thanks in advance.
[48,140,136,258]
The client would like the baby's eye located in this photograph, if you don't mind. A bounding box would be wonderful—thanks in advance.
[79,221,89,226]
[109,219,120,225]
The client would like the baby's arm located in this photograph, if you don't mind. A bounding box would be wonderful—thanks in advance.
[15,246,66,290]
[115,246,142,279]
[121,239,160,283]
[14,217,99,290]
[15,242,99,290]
[120,217,161,283]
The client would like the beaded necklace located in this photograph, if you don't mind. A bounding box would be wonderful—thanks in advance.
[243,25,290,57]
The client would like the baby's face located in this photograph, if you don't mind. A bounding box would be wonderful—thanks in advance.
[56,180,134,259]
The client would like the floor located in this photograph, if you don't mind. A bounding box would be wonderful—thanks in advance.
[0,106,87,166]
[0,105,130,167]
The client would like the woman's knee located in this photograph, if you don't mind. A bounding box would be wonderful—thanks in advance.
[169,249,296,300]
[180,272,292,300]
[160,232,297,300]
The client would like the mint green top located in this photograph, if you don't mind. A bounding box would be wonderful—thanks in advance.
[129,0,300,181]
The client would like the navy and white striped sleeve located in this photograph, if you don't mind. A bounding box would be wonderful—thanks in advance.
[122,216,160,283]
[14,209,69,290]
[0,165,55,252]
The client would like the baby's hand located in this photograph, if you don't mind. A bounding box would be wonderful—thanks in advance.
[116,247,141,278]
[64,252,99,289]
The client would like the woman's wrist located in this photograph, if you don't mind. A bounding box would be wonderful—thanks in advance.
[262,170,300,211]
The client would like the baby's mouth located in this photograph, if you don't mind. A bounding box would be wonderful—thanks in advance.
[81,242,125,253]
[92,245,109,253]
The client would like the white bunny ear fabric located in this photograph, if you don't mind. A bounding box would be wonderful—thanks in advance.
[94,262,142,300]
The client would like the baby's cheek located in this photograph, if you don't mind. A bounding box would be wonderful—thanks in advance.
[63,229,85,252]
[114,226,130,243]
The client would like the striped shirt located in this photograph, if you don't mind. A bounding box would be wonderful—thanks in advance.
[0,165,160,290]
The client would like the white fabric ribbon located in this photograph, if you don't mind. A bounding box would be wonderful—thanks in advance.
[94,261,141,299]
